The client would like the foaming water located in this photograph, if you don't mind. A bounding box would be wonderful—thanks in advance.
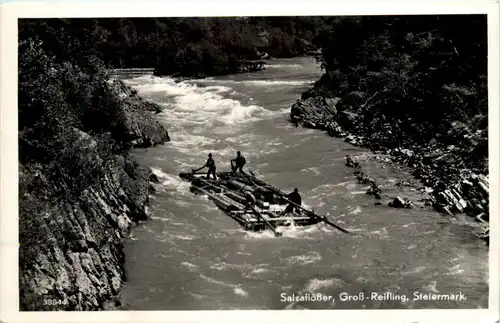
[121,57,488,310]
[124,76,276,129]
[304,278,345,292]
[197,79,315,86]
[286,251,322,265]
[264,63,303,69]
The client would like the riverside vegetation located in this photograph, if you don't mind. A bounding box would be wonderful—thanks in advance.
[18,17,327,310]
[19,37,170,310]
[19,17,325,78]
[290,15,489,242]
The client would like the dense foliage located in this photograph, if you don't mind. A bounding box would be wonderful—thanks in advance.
[310,15,488,174]
[18,35,132,269]
[19,17,324,77]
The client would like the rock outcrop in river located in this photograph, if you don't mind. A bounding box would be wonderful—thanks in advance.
[112,80,170,147]
[19,80,169,310]
[290,74,489,241]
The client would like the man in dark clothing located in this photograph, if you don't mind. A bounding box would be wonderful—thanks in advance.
[192,153,217,180]
[231,151,246,174]
[284,188,302,214]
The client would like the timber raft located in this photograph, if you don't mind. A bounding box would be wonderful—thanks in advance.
[179,170,351,237]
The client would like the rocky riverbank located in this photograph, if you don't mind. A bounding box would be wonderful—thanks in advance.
[290,74,489,243]
[19,80,169,310]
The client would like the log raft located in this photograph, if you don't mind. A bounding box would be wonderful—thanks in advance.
[179,170,351,235]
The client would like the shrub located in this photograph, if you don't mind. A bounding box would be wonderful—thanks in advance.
[18,35,144,283]
[20,17,329,77]
[313,15,487,167]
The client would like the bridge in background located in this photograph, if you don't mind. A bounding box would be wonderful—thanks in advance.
[109,68,155,77]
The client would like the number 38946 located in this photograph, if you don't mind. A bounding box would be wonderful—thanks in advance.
[43,299,68,306]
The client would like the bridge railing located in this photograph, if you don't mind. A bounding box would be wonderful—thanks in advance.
[109,68,155,76]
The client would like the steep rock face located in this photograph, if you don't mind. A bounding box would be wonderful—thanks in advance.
[290,96,339,129]
[111,80,170,147]
[19,81,169,310]
[290,75,489,236]
[20,159,147,310]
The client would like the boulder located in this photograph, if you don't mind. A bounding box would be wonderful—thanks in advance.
[149,172,159,184]
[389,196,405,208]
[112,80,170,148]
[336,110,359,129]
[345,155,359,168]
[356,173,373,184]
[475,213,488,223]
[366,183,382,199]
[326,121,345,137]
[388,196,412,208]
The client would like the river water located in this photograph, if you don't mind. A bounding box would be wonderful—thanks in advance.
[120,57,489,310]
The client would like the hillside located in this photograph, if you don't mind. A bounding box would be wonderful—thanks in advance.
[19,17,325,77]
[18,36,170,310]
[291,15,489,238]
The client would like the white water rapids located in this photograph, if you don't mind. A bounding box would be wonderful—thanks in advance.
[119,57,488,310]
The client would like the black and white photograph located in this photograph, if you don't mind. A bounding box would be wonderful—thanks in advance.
[1,1,499,322]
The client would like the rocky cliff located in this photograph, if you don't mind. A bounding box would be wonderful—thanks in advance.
[19,80,169,310]
[290,74,489,242]
[112,79,170,147]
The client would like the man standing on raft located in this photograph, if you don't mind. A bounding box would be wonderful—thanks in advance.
[192,153,217,180]
[231,151,247,175]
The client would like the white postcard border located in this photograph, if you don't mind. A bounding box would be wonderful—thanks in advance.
[1,1,498,322]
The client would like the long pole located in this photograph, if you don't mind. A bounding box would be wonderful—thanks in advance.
[249,205,282,237]
[188,173,282,237]
[248,170,351,234]
[278,194,350,234]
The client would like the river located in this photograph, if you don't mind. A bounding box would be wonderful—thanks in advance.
[119,57,488,310]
